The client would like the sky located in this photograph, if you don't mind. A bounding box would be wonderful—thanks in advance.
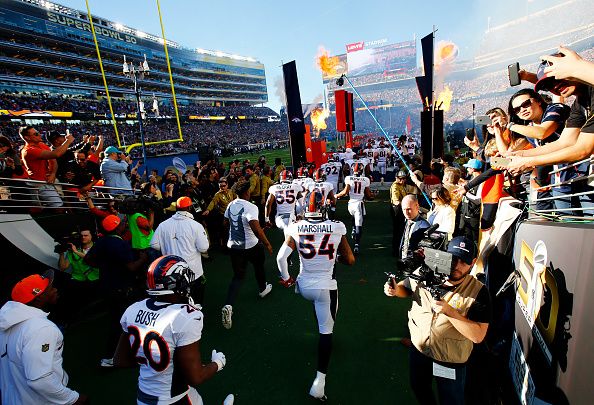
[57,0,561,113]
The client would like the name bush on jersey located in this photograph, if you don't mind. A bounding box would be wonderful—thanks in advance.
[120,299,204,402]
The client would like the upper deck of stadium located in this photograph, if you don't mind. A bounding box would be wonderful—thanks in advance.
[0,0,268,105]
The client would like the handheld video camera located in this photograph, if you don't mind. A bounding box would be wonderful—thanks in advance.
[389,224,452,299]
[54,232,80,254]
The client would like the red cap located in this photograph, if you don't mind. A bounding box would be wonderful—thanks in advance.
[11,273,51,304]
[102,215,121,232]
[177,196,192,209]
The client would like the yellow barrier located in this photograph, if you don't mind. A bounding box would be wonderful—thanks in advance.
[84,0,184,154]
[84,0,120,147]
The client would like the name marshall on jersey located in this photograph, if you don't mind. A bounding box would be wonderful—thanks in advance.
[297,223,336,234]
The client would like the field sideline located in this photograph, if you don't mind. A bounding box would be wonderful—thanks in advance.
[63,191,416,404]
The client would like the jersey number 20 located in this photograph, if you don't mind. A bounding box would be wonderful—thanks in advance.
[127,326,170,372]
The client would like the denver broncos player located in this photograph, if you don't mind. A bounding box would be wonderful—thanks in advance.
[319,155,342,193]
[265,170,302,236]
[310,168,336,219]
[292,166,315,217]
[335,163,374,254]
[114,256,232,405]
[276,191,355,401]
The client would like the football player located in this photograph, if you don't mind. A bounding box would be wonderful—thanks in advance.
[335,163,374,254]
[114,256,232,405]
[276,191,355,401]
[292,166,315,217]
[320,155,343,193]
[265,170,301,235]
[310,168,337,219]
[374,141,391,176]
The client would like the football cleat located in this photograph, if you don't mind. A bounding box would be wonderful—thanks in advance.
[309,374,327,401]
[100,357,114,368]
[258,283,272,298]
[222,305,233,329]
[353,244,360,255]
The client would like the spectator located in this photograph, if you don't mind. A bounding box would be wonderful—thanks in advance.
[428,186,456,239]
[399,195,430,260]
[457,159,484,242]
[442,167,463,212]
[20,125,74,208]
[84,215,148,367]
[0,272,88,404]
[150,196,210,306]
[70,150,102,193]
[384,236,490,405]
[0,135,26,179]
[46,131,89,183]
[507,89,570,211]
[100,146,132,194]
[221,181,273,329]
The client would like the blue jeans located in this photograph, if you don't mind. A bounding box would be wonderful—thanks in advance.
[409,346,466,405]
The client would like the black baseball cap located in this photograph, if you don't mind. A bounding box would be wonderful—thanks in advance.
[447,236,476,265]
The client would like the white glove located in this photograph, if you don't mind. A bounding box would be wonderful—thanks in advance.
[211,349,226,371]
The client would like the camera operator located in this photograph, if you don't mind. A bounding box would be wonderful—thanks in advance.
[384,236,491,405]
[57,229,99,323]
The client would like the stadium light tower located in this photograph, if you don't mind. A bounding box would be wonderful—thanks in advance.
[123,54,150,170]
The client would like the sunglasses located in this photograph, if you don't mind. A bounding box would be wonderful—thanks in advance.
[512,98,533,115]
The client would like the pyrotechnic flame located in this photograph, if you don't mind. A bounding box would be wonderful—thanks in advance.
[435,41,459,67]
[316,46,339,77]
[310,107,330,136]
[436,86,453,112]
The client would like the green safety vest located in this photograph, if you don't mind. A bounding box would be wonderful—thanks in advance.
[128,212,154,249]
[66,248,100,282]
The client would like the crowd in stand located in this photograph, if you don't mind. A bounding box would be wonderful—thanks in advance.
[0,92,277,118]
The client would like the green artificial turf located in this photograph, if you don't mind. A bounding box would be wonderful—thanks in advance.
[63,191,417,404]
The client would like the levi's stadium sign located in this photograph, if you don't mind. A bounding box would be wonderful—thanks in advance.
[346,42,364,53]
[346,38,388,53]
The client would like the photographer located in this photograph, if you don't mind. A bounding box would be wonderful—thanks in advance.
[100,146,132,194]
[384,236,491,405]
[57,229,99,323]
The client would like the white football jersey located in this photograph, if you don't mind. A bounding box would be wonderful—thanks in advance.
[346,158,370,174]
[309,181,334,201]
[120,298,204,403]
[292,177,314,194]
[320,162,342,185]
[345,175,370,202]
[363,148,375,161]
[375,147,390,162]
[288,219,347,289]
[269,183,301,216]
